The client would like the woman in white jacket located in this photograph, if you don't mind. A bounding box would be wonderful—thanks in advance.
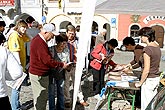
[0,46,22,110]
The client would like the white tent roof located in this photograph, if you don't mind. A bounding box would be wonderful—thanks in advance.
[95,0,165,16]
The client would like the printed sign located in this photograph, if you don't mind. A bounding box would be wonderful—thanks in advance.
[111,18,116,24]
[0,0,14,6]
[111,18,116,27]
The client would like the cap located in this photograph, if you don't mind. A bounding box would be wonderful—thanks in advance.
[43,23,59,35]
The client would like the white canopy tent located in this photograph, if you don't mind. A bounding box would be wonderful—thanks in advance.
[95,0,165,16]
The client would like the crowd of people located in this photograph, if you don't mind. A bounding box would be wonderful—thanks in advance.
[0,16,162,110]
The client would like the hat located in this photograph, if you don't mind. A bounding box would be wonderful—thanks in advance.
[43,23,59,35]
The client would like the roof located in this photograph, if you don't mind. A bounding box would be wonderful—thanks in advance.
[95,0,165,16]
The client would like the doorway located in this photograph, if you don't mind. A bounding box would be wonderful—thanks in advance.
[152,25,164,48]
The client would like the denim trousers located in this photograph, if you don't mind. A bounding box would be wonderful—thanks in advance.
[48,77,64,110]
[11,87,21,110]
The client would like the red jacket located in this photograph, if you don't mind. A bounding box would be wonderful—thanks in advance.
[90,44,116,70]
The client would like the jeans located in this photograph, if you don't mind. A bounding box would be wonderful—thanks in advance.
[48,77,64,110]
[11,87,21,110]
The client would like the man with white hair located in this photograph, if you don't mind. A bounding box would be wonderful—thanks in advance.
[29,23,69,110]
[95,28,107,46]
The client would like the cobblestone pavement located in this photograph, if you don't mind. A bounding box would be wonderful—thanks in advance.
[7,50,165,110]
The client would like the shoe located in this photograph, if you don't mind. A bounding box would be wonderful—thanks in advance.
[102,94,106,100]
[94,94,106,100]
[20,105,27,110]
[80,102,89,106]
[94,94,101,100]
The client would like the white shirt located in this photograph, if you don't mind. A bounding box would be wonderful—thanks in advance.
[0,46,23,98]
[39,33,47,43]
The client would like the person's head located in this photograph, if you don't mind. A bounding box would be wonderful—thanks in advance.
[5,23,15,35]
[0,19,6,32]
[26,16,35,27]
[31,21,39,28]
[56,33,68,50]
[42,23,58,41]
[123,37,135,51]
[9,23,15,29]
[100,28,107,37]
[106,38,118,50]
[138,27,155,43]
[14,19,28,35]
[66,25,76,41]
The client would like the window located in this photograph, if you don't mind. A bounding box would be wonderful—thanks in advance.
[130,25,140,37]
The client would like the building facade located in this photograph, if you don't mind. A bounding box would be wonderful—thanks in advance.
[118,14,165,48]
[0,0,164,48]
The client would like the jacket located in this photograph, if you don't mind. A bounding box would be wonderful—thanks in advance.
[90,44,116,70]
[29,34,64,76]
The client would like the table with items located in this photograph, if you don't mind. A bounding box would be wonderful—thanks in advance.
[105,70,140,110]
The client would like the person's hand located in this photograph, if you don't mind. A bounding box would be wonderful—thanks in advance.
[64,62,74,72]
[99,53,106,60]
[160,78,165,86]
[135,82,142,88]
[114,64,123,71]
[122,64,132,73]
[122,67,130,73]
[63,62,68,69]
[99,53,107,64]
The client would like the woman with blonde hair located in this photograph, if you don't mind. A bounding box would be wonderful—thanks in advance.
[8,19,30,110]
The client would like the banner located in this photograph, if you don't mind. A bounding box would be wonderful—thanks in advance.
[0,0,14,6]
[72,0,97,109]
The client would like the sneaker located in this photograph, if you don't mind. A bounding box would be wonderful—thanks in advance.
[94,94,101,100]
[94,94,106,100]
[20,105,27,110]
[102,94,106,100]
